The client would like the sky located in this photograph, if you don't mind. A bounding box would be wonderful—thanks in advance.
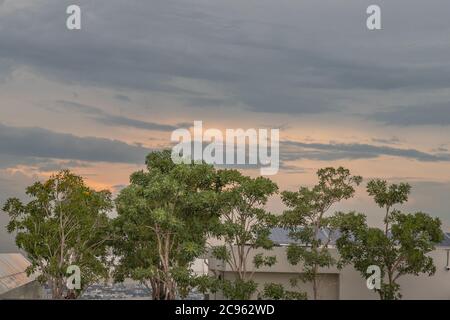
[1,0,450,252]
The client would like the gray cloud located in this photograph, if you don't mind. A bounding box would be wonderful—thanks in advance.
[370,103,450,126]
[114,94,131,103]
[35,159,92,172]
[371,137,401,145]
[281,140,450,162]
[53,100,183,132]
[0,123,152,164]
[0,154,91,171]
[279,164,309,174]
[2,0,450,116]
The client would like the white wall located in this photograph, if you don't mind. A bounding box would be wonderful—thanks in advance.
[208,246,450,300]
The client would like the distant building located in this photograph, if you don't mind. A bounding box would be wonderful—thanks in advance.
[208,229,450,300]
[0,253,44,299]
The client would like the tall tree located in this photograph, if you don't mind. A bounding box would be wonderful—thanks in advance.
[3,170,112,299]
[112,150,222,300]
[280,167,362,300]
[334,179,444,300]
[210,171,279,299]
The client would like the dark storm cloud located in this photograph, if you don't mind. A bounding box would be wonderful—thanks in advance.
[2,0,450,115]
[370,103,450,126]
[281,140,450,162]
[53,100,183,132]
[0,123,152,164]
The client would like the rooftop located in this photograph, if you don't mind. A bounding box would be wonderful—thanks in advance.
[0,253,36,295]
[270,227,450,248]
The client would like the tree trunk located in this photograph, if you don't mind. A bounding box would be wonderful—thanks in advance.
[51,277,65,299]
[313,264,319,300]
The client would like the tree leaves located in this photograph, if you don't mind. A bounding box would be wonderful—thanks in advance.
[113,150,222,299]
[210,171,278,299]
[334,180,444,300]
[280,167,361,299]
[2,170,112,299]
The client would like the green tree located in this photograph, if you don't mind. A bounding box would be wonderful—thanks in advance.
[2,170,112,299]
[334,179,444,300]
[210,171,278,299]
[112,150,222,300]
[280,167,362,300]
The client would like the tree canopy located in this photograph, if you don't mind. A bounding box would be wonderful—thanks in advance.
[280,167,362,299]
[334,179,444,300]
[210,170,279,299]
[3,170,112,299]
[112,150,223,299]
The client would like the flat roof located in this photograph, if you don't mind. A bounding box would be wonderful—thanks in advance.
[270,227,450,247]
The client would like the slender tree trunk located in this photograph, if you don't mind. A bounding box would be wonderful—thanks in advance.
[313,263,319,300]
[387,270,394,300]
[384,206,390,235]
[51,277,65,299]
[51,279,58,299]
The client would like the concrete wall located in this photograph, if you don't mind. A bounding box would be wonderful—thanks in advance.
[0,280,44,299]
[338,248,450,299]
[253,272,339,300]
[209,270,339,300]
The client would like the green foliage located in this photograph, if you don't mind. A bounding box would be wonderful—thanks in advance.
[211,245,230,261]
[4,159,444,302]
[367,179,411,233]
[334,180,444,300]
[260,283,283,300]
[191,275,221,296]
[367,179,411,209]
[221,279,258,300]
[259,283,307,300]
[210,170,278,299]
[112,150,222,299]
[253,253,276,269]
[280,167,362,299]
[2,170,112,299]
[171,268,190,299]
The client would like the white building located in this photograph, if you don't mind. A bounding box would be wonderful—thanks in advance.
[207,228,450,300]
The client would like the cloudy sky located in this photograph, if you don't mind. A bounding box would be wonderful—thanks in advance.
[1,0,450,251]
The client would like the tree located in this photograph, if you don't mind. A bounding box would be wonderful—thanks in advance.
[280,167,362,300]
[334,179,444,300]
[210,171,279,299]
[2,170,112,299]
[112,150,222,300]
